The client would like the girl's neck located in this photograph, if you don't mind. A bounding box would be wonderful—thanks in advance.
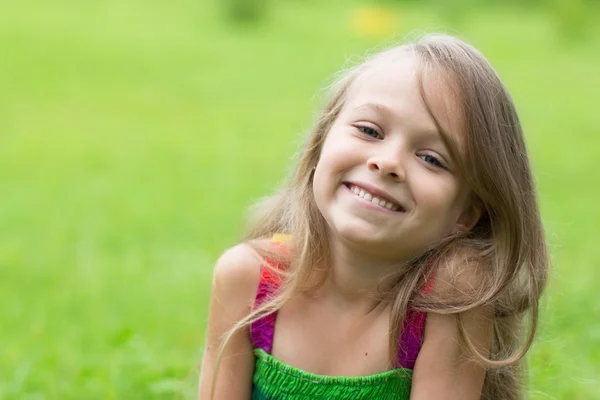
[314,235,400,314]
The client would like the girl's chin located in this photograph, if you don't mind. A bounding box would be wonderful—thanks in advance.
[333,229,408,258]
[329,222,433,261]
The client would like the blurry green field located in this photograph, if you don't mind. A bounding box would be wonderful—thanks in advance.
[1,0,599,398]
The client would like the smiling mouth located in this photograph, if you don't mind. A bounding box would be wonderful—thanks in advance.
[344,183,405,212]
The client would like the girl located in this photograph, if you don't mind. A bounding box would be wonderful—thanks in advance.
[198,34,548,400]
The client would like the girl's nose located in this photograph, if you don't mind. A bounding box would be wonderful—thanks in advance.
[367,154,406,182]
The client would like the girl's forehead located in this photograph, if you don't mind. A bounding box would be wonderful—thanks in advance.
[344,57,465,148]
[346,57,421,107]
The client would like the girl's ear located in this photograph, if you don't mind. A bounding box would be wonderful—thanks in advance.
[455,196,484,232]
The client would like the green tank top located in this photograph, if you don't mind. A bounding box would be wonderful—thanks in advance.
[252,348,412,399]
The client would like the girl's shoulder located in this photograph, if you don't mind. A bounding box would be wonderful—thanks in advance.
[201,241,273,399]
[210,241,267,311]
[211,237,288,309]
[426,247,488,300]
[213,239,268,296]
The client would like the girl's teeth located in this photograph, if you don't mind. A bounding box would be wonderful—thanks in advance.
[349,185,400,211]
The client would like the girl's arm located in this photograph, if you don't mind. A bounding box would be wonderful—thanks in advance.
[410,306,493,400]
[198,244,262,400]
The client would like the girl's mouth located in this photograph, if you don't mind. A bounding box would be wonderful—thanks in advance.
[344,183,405,212]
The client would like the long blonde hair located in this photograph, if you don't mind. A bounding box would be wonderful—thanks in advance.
[211,33,548,400]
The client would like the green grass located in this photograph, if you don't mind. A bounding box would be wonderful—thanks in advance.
[1,0,599,398]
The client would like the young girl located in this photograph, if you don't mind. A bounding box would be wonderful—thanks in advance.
[198,34,548,400]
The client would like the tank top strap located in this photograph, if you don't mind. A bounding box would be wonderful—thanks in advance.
[395,262,437,369]
[250,234,290,354]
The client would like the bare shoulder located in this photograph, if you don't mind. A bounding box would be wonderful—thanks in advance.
[199,241,271,399]
[411,249,493,399]
[211,241,269,303]
[423,247,493,345]
[428,247,488,299]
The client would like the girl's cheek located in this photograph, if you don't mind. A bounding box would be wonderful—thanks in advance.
[417,175,459,205]
[322,133,360,164]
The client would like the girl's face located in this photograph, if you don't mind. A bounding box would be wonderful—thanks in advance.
[312,56,476,262]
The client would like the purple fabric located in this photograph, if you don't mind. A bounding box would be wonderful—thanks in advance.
[396,310,427,369]
[250,265,279,353]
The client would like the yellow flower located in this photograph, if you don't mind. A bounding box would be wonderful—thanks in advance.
[348,5,398,38]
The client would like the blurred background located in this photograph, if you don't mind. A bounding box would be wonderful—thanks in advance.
[1,0,599,398]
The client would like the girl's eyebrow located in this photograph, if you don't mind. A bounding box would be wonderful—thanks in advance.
[351,102,394,116]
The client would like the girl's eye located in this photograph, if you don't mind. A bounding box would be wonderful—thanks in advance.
[419,154,445,169]
[356,125,381,139]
